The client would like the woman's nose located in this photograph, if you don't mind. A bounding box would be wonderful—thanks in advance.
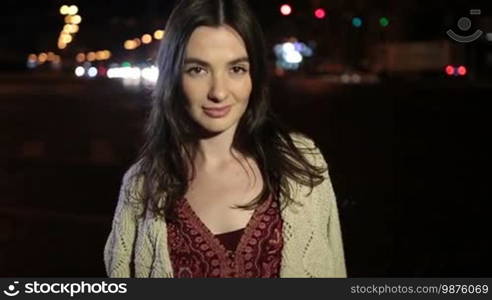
[207,74,228,102]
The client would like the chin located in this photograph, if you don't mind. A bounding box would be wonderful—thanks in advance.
[200,121,235,134]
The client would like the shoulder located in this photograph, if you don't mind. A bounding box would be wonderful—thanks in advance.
[288,132,316,148]
[118,160,146,213]
[288,132,326,168]
[122,160,143,186]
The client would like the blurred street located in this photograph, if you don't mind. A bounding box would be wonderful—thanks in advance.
[1,73,490,276]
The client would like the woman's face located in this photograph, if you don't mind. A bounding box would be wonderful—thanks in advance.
[181,25,252,135]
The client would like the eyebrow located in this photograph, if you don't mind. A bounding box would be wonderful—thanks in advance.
[183,56,249,66]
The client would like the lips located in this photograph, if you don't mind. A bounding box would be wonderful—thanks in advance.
[202,105,231,118]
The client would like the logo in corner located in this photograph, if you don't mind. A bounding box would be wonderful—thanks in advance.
[3,281,20,297]
[446,9,484,43]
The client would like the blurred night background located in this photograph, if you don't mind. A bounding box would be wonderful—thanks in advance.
[1,0,491,277]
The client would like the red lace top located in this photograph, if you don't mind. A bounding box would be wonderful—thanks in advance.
[166,194,283,278]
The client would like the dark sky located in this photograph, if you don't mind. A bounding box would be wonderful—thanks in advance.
[2,0,491,64]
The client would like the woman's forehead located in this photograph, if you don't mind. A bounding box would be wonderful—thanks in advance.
[184,25,248,61]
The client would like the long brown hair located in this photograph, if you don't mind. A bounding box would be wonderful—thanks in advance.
[129,0,326,221]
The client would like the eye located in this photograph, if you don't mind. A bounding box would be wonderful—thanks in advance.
[185,66,206,75]
[231,66,248,74]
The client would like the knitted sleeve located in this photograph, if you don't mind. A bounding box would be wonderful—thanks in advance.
[103,164,142,277]
[315,149,347,277]
[293,133,347,277]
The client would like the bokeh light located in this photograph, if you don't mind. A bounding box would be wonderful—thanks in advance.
[379,17,390,27]
[47,52,55,61]
[76,53,85,63]
[103,50,111,60]
[27,54,37,62]
[96,51,105,60]
[154,30,165,40]
[124,40,137,50]
[88,67,98,77]
[38,53,48,63]
[68,5,78,15]
[60,5,69,15]
[284,49,302,63]
[107,66,141,79]
[63,24,79,34]
[280,4,292,16]
[58,41,67,49]
[87,52,96,61]
[63,24,72,33]
[141,34,152,44]
[71,15,82,24]
[457,65,467,76]
[282,42,295,52]
[445,65,455,76]
[75,66,85,77]
[69,24,79,33]
[141,66,159,83]
[314,8,326,19]
[352,17,363,28]
[274,40,313,71]
[60,33,72,44]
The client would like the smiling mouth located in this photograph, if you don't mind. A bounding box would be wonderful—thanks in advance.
[202,105,231,118]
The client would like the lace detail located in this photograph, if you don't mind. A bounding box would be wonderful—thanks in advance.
[167,194,283,277]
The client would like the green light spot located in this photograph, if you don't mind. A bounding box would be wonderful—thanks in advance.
[379,17,389,27]
[121,61,131,67]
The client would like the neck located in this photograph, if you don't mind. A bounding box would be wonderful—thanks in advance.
[194,124,241,169]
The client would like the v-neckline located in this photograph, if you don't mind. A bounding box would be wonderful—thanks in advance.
[181,195,271,257]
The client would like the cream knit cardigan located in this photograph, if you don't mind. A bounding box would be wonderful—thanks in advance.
[104,134,347,277]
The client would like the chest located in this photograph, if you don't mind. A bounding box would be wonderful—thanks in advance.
[184,160,264,234]
[167,193,283,278]
[141,181,333,278]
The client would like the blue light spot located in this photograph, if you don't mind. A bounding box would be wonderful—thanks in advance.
[352,17,362,28]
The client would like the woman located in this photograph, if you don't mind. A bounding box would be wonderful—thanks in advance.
[104,0,346,278]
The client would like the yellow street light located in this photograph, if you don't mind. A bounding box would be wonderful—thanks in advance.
[154,29,165,40]
[69,24,79,33]
[58,41,67,49]
[47,52,55,61]
[63,24,73,33]
[96,51,106,60]
[60,5,69,15]
[76,53,85,63]
[68,5,78,15]
[103,50,111,59]
[87,51,96,61]
[141,34,152,44]
[71,15,82,24]
[60,33,72,44]
[38,53,48,63]
[124,40,137,50]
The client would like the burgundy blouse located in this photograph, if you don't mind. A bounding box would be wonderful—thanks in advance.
[167,194,284,278]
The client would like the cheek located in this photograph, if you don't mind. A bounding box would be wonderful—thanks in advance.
[234,77,253,102]
[181,77,205,106]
